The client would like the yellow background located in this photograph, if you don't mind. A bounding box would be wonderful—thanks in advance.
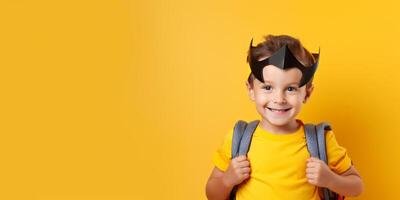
[0,0,398,199]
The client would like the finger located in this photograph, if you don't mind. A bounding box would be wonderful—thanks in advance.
[232,157,244,164]
[306,173,316,179]
[306,167,316,174]
[307,178,316,185]
[307,157,318,162]
[236,155,247,161]
[306,172,317,179]
[241,167,251,173]
[311,157,323,164]
[306,162,316,168]
[242,173,250,179]
[238,160,250,167]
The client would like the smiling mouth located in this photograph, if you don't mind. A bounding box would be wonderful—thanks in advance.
[267,107,292,113]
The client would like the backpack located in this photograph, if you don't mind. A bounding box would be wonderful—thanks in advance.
[229,120,345,200]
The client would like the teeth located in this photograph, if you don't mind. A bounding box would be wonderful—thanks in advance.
[267,108,290,112]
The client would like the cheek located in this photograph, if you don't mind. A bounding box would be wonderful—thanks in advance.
[287,95,304,105]
[290,89,307,101]
[254,92,269,104]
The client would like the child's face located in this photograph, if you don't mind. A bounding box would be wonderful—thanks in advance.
[246,65,314,127]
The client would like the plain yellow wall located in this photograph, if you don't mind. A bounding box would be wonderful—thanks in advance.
[1,0,399,199]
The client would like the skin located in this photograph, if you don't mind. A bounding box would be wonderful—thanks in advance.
[246,65,313,134]
[206,65,364,199]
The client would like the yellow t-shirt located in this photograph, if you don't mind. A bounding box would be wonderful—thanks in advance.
[212,119,352,200]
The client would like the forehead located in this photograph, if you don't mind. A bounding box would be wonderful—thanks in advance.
[259,65,302,85]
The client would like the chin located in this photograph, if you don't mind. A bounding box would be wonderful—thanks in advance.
[265,117,292,127]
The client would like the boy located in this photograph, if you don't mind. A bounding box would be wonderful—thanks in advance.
[205,35,364,200]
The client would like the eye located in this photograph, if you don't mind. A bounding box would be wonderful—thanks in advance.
[287,87,297,92]
[263,85,272,90]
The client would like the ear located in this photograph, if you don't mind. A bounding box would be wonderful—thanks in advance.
[303,84,314,104]
[246,81,255,102]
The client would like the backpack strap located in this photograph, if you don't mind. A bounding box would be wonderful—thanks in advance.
[231,120,248,159]
[316,123,332,165]
[230,120,260,200]
[237,120,260,156]
[305,122,341,200]
[304,124,320,158]
[317,123,343,200]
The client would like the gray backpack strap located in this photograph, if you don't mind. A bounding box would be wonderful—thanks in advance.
[238,120,260,156]
[231,120,248,159]
[316,123,332,165]
[304,124,319,158]
[316,123,340,200]
[305,122,339,200]
[230,120,259,200]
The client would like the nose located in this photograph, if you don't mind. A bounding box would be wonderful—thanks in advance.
[273,91,287,104]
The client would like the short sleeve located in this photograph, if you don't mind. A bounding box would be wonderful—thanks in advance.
[211,128,234,172]
[325,130,353,174]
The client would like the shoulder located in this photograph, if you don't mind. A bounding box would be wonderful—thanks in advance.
[324,129,345,153]
[220,126,235,148]
[324,129,353,174]
[212,126,235,171]
[325,129,341,146]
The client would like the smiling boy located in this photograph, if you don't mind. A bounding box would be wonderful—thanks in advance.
[205,35,364,200]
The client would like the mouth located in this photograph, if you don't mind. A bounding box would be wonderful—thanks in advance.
[266,107,292,114]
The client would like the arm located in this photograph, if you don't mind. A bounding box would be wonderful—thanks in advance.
[206,155,251,200]
[306,157,364,197]
[205,167,234,200]
[327,165,364,197]
[313,130,364,197]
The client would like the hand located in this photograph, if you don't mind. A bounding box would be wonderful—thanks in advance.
[306,157,334,188]
[223,155,251,187]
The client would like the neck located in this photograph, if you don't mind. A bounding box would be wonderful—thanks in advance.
[259,119,300,134]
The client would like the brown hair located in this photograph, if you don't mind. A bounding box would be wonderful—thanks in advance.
[246,34,316,89]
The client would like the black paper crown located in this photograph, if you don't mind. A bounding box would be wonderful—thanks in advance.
[248,38,320,87]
